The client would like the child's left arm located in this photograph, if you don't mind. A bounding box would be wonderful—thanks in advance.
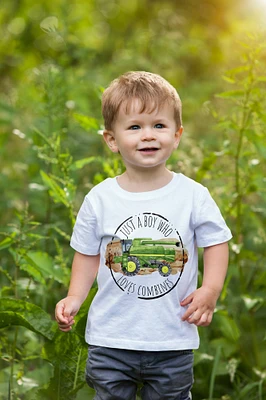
[180,242,229,326]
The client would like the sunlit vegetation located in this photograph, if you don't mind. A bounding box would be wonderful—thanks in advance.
[0,1,266,399]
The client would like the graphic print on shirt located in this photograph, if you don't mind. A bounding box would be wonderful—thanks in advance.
[105,212,188,300]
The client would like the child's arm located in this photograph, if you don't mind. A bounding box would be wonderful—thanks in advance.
[180,242,229,326]
[55,252,100,332]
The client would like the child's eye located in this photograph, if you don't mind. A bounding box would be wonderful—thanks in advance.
[155,123,164,129]
[129,125,140,130]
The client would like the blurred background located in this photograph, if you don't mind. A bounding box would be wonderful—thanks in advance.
[0,1,266,399]
[1,0,266,219]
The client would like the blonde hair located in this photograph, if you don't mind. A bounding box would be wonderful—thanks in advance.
[102,71,182,130]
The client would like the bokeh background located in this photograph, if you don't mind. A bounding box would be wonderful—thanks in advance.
[0,1,266,399]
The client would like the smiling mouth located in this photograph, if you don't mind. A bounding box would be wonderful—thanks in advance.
[138,148,159,152]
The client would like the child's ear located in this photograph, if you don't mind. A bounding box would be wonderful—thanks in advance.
[103,130,119,153]
[174,125,183,149]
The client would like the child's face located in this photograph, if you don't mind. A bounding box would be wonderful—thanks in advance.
[103,98,183,173]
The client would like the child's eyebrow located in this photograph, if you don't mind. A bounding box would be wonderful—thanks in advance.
[153,117,168,122]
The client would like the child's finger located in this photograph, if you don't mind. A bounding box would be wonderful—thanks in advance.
[57,314,75,331]
[196,311,213,327]
[181,305,197,321]
[55,301,72,323]
[58,322,74,332]
[63,305,74,319]
[180,293,194,306]
[55,302,65,321]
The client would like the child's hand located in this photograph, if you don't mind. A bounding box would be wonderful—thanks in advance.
[55,296,82,332]
[180,286,220,326]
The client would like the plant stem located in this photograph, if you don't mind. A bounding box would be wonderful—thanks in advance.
[10,327,19,399]
[73,347,82,391]
[258,379,263,400]
[56,366,61,400]
[209,346,221,400]
[234,99,252,242]
[234,53,255,247]
[234,79,253,290]
[10,234,21,398]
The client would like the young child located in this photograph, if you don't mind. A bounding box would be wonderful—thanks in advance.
[55,71,232,400]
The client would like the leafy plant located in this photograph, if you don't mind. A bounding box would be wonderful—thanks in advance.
[193,34,266,399]
[1,1,266,398]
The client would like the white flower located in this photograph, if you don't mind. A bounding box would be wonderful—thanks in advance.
[65,100,75,110]
[12,129,25,139]
[29,183,46,191]
[231,243,242,254]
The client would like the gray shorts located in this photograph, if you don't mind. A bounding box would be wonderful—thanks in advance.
[85,345,194,400]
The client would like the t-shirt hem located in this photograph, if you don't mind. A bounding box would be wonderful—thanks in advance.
[86,335,199,351]
[197,233,232,248]
[70,238,99,255]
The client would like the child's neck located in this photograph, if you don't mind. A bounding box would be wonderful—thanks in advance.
[117,168,173,193]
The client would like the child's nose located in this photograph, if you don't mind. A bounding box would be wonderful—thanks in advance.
[141,128,155,140]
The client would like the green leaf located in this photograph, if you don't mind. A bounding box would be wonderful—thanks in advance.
[216,90,244,99]
[22,251,69,285]
[73,113,99,131]
[40,170,69,206]
[40,16,59,33]
[214,311,240,342]
[209,345,222,399]
[53,226,71,241]
[226,65,250,75]
[32,127,51,145]
[40,331,88,399]
[238,382,260,398]
[20,260,46,285]
[0,298,57,340]
[70,156,96,171]
[222,76,236,84]
[210,338,238,358]
[0,233,16,250]
[253,141,266,160]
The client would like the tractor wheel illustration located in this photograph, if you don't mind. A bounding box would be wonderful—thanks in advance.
[123,256,140,276]
[158,262,171,277]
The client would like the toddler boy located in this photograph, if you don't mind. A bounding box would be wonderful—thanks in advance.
[55,71,232,399]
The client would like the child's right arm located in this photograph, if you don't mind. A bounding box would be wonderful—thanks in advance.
[55,252,100,332]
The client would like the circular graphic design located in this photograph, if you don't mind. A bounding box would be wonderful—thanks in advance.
[105,212,188,300]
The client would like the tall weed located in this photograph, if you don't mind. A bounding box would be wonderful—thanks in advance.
[193,35,266,399]
[0,36,266,399]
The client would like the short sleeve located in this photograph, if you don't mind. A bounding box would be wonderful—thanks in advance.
[70,195,101,255]
[194,188,232,248]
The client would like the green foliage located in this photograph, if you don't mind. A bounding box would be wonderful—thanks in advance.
[39,332,88,400]
[0,298,56,340]
[192,35,266,399]
[1,1,266,399]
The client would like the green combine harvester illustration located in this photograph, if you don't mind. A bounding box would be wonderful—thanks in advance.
[105,238,188,277]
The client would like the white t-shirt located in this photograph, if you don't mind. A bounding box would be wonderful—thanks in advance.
[70,173,232,351]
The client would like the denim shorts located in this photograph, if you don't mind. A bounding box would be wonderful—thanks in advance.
[85,345,194,400]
